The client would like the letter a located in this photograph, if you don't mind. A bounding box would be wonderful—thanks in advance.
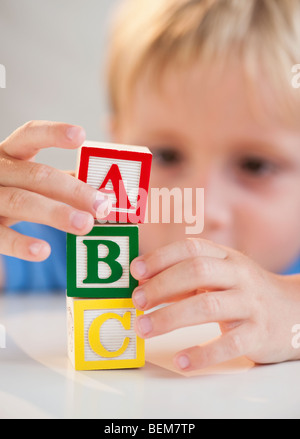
[99,164,133,210]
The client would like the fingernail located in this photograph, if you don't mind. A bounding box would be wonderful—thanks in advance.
[70,211,92,231]
[66,126,86,144]
[93,193,112,219]
[29,242,50,258]
[133,288,147,310]
[29,243,43,256]
[137,315,152,337]
[175,354,191,370]
[132,259,147,278]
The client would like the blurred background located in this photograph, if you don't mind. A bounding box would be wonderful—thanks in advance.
[0,0,121,170]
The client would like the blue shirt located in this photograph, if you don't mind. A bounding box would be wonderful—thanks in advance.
[2,223,300,292]
[281,257,300,275]
[2,223,66,293]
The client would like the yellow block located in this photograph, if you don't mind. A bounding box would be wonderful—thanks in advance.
[67,297,145,371]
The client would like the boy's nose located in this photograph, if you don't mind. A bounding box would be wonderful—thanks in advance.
[199,171,233,240]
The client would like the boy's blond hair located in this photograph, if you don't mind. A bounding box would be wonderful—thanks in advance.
[107,0,300,121]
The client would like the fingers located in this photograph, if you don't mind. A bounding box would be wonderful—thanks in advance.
[0,120,113,261]
[0,120,112,226]
[0,157,111,219]
[0,225,51,261]
[0,187,95,236]
[1,121,86,160]
[173,324,255,371]
[131,238,228,280]
[132,256,236,310]
[134,290,249,339]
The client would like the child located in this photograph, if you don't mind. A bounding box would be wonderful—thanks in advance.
[1,0,300,371]
[107,0,300,371]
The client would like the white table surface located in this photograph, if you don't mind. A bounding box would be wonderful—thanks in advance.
[0,293,299,419]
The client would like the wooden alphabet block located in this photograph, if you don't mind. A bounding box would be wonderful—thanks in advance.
[67,297,145,370]
[67,224,139,298]
[77,141,152,224]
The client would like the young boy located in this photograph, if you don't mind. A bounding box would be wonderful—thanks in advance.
[106,0,300,371]
[1,0,300,371]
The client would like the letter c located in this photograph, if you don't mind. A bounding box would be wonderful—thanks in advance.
[88,311,131,358]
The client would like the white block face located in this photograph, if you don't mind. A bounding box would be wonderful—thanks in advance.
[86,157,142,212]
[83,308,137,362]
[76,236,130,289]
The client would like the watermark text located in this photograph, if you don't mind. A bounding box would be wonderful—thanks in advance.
[292,324,300,349]
[291,64,300,89]
[0,64,6,89]
[97,185,205,235]
[0,324,6,349]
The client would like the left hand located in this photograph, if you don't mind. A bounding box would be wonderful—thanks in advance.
[130,238,300,371]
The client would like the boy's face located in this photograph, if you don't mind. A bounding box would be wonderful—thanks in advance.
[111,61,300,273]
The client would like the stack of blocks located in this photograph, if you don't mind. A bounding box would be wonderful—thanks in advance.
[66,142,152,370]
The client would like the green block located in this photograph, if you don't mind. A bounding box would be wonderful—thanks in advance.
[67,224,139,298]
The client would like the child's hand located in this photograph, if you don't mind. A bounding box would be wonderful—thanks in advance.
[0,121,111,261]
[131,239,300,371]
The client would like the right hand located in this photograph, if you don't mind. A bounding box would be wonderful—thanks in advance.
[0,121,111,261]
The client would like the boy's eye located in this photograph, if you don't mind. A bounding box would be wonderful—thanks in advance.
[238,157,277,177]
[152,147,184,167]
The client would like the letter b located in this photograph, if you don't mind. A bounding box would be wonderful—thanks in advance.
[67,225,139,298]
[83,239,123,284]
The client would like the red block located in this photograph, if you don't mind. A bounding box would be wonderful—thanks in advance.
[77,142,152,224]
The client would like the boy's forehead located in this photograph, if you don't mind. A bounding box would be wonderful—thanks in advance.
[125,59,300,135]
[119,60,300,159]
